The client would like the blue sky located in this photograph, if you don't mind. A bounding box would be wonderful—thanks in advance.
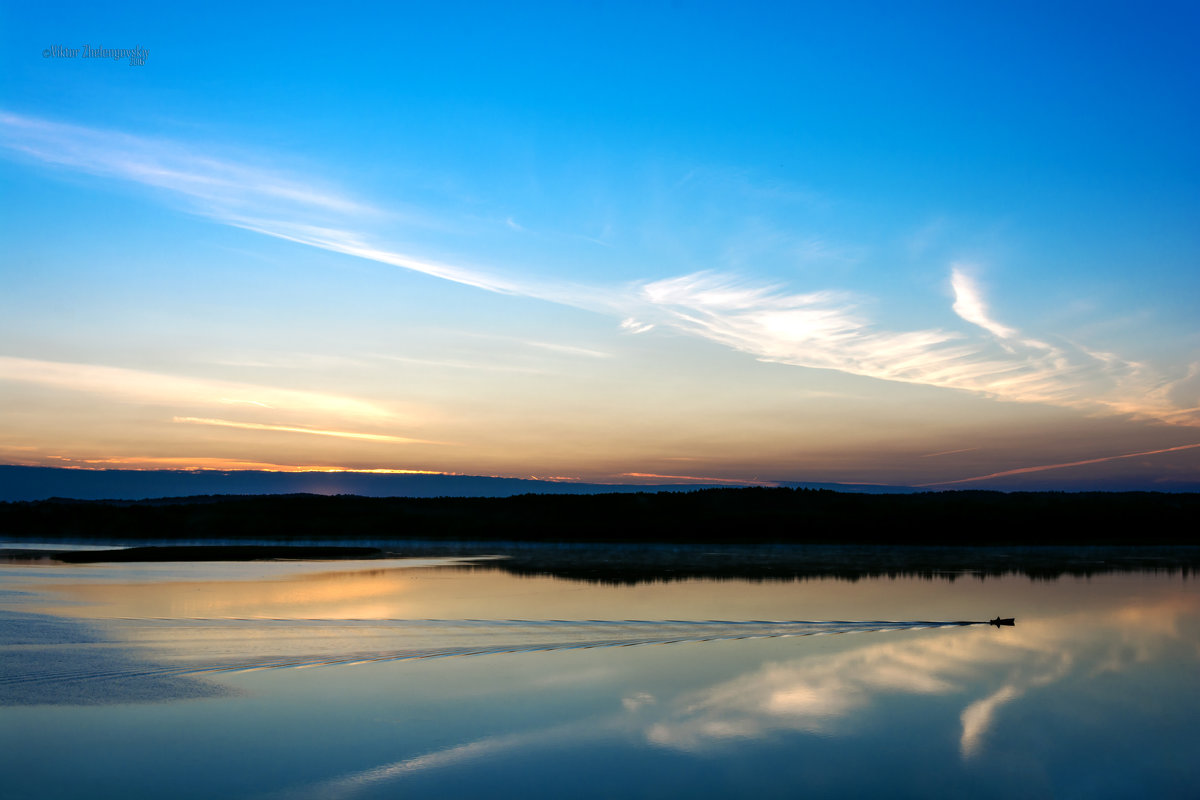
[2,1,1198,488]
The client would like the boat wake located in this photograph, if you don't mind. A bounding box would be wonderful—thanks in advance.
[1,618,997,690]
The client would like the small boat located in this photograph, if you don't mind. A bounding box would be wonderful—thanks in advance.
[989,617,1015,627]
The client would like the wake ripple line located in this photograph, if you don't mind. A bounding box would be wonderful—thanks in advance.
[109,617,984,628]
[1,620,986,686]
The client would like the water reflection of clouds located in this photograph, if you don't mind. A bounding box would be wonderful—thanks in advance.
[641,594,1200,760]
[645,634,974,748]
[274,721,609,800]
[958,651,1072,758]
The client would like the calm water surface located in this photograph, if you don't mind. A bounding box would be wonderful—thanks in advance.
[1,549,1197,798]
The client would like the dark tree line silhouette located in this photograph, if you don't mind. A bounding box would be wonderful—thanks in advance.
[1,488,1196,546]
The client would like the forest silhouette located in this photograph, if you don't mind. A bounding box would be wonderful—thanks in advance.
[2,488,1196,546]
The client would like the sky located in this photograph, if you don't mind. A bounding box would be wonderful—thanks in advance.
[1,1,1198,490]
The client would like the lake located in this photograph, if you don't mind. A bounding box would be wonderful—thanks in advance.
[2,544,1198,798]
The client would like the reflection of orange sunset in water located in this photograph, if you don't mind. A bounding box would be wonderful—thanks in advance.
[36,562,1194,624]
[36,562,459,620]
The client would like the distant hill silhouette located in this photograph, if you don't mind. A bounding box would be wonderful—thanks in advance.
[0,466,913,502]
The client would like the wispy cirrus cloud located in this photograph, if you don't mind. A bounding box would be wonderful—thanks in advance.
[0,356,399,422]
[521,340,612,359]
[16,454,446,473]
[172,417,452,445]
[0,112,368,217]
[225,217,521,295]
[0,111,518,295]
[950,266,1016,339]
[4,112,1196,428]
[627,271,1198,426]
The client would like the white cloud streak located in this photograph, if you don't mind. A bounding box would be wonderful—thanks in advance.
[225,217,521,295]
[0,112,367,217]
[172,417,450,445]
[0,356,397,422]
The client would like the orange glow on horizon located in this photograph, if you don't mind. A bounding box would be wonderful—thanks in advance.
[620,472,778,486]
[32,455,449,474]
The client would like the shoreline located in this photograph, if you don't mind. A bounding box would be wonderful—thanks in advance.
[3,539,1197,584]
